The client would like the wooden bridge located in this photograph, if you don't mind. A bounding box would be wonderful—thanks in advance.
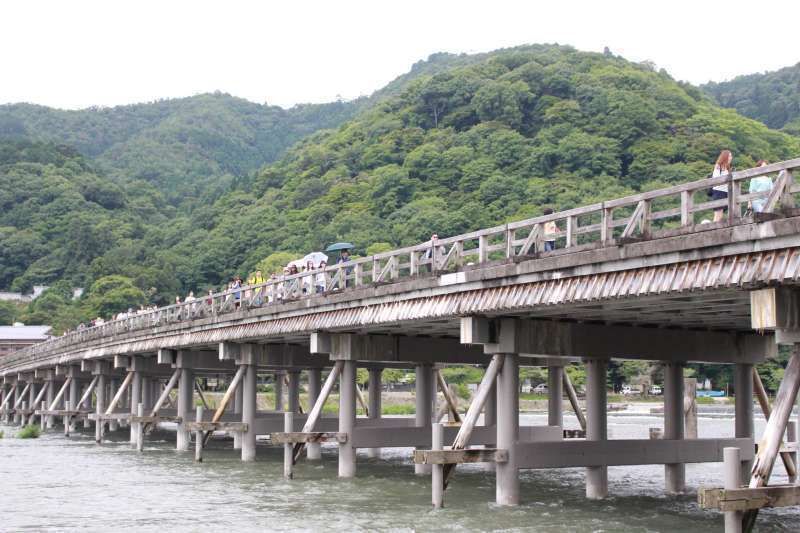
[3,158,800,531]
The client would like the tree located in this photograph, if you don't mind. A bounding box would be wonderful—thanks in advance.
[82,275,146,319]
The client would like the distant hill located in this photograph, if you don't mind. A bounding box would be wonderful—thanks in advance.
[703,63,800,133]
[0,94,363,205]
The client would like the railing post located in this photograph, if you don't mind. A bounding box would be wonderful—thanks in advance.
[478,235,489,263]
[641,200,652,237]
[601,206,613,244]
[681,190,693,226]
[372,258,380,283]
[410,251,419,276]
[354,263,363,287]
[566,216,576,248]
[505,227,514,259]
[728,176,741,222]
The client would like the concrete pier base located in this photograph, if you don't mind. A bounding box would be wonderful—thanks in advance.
[734,363,754,482]
[496,353,519,506]
[415,364,433,475]
[367,368,382,459]
[241,364,257,462]
[585,358,608,499]
[664,362,685,494]
[339,360,356,478]
[307,368,322,460]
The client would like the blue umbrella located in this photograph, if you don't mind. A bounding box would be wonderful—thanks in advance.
[325,242,354,252]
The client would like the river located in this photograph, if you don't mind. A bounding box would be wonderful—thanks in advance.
[1,408,798,532]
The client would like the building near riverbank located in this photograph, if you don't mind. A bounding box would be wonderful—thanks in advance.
[0,324,52,357]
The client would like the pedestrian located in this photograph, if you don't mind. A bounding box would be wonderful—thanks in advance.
[316,261,327,293]
[337,248,352,288]
[710,150,733,222]
[542,208,558,252]
[749,160,773,213]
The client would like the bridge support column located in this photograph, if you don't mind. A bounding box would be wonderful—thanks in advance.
[45,377,55,429]
[274,371,284,411]
[307,368,322,460]
[233,376,243,449]
[415,364,434,475]
[67,376,79,432]
[734,362,754,482]
[13,383,21,424]
[28,382,36,425]
[585,358,608,499]
[241,362,257,462]
[339,360,357,478]
[130,365,142,445]
[548,362,564,427]
[176,359,194,452]
[95,373,106,443]
[287,371,300,413]
[367,367,382,459]
[664,362,686,493]
[496,353,520,506]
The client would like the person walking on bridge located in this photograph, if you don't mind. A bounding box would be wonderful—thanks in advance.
[711,149,733,222]
[749,159,774,213]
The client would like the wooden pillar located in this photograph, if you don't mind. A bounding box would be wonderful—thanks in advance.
[176,367,193,451]
[415,364,434,475]
[338,360,357,478]
[367,367,382,459]
[68,377,79,432]
[496,353,519,505]
[734,363,754,481]
[95,374,106,443]
[684,377,698,439]
[307,368,323,460]
[724,447,743,533]
[432,422,444,508]
[283,411,294,478]
[241,363,257,462]
[274,372,284,411]
[130,370,141,445]
[45,379,55,429]
[664,362,685,493]
[585,358,608,499]
[548,364,564,427]
[108,379,119,432]
[287,371,300,413]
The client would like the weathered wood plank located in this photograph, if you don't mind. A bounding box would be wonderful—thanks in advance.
[271,431,347,444]
[699,484,800,511]
[185,421,248,432]
[414,448,509,465]
[129,415,182,423]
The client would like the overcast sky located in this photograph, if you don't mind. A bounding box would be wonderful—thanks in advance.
[2,0,798,110]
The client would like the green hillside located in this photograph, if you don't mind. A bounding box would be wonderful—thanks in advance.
[180,44,800,282]
[703,62,800,133]
[3,44,800,332]
[0,93,363,205]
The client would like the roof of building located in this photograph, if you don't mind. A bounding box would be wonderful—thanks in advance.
[0,325,52,342]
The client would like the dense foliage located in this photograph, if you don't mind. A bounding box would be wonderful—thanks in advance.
[0,93,363,206]
[703,62,800,132]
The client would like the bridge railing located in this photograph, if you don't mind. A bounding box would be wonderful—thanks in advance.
[3,157,799,370]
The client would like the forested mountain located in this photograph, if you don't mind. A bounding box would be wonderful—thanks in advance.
[3,44,800,335]
[177,44,799,285]
[0,94,363,205]
[703,62,800,134]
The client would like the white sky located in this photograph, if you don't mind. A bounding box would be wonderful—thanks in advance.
[1,0,798,110]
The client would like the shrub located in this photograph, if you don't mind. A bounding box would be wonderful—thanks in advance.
[17,425,41,439]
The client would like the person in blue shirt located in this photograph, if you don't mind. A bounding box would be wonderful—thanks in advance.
[749,160,773,213]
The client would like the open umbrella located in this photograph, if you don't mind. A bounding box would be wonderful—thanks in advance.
[325,242,354,252]
[302,252,329,267]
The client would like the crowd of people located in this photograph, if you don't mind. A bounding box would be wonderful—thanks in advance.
[64,153,779,332]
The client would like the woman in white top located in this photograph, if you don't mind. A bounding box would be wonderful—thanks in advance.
[711,150,733,222]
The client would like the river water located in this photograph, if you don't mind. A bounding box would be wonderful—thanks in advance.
[1,409,798,532]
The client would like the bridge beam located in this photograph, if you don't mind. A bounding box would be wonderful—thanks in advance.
[461,317,772,364]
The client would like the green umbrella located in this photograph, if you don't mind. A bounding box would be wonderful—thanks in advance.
[325,242,354,252]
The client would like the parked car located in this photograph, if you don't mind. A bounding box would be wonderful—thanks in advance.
[533,383,548,394]
[621,384,641,396]
[648,385,662,395]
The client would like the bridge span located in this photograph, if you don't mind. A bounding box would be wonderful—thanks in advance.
[3,158,800,529]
